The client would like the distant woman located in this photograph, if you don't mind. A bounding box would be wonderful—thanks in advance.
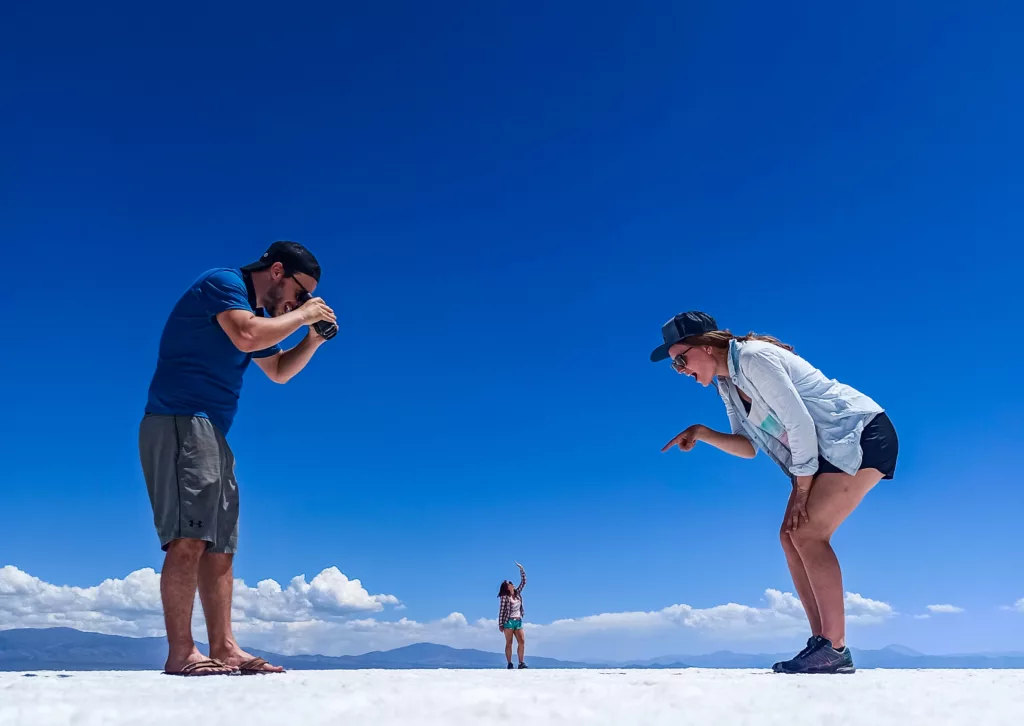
[651,312,898,675]
[497,562,528,669]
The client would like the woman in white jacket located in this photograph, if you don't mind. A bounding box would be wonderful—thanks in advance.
[651,311,899,675]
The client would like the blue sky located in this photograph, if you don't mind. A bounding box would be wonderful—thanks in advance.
[1,0,1022,660]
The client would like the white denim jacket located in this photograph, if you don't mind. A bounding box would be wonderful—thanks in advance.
[716,339,883,478]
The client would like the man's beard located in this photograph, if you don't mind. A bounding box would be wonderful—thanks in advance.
[262,279,288,317]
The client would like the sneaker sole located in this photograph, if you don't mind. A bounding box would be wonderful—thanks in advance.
[773,665,857,674]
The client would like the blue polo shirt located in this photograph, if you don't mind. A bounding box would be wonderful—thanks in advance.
[145,268,281,435]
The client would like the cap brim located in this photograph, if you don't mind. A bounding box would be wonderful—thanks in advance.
[240,260,272,273]
[650,343,673,363]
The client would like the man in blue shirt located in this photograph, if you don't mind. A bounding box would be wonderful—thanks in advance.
[140,241,336,676]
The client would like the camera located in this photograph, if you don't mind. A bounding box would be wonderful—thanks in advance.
[297,291,338,340]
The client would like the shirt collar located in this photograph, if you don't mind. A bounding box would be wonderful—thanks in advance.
[727,338,740,381]
[240,269,259,312]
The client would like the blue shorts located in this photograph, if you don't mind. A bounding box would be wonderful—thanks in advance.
[503,619,523,630]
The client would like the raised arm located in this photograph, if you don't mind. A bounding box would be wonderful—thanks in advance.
[514,562,526,595]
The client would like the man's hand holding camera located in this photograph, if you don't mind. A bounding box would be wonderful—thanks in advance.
[298,295,337,340]
[295,292,338,341]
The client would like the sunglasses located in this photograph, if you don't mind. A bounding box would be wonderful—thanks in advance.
[670,347,694,373]
[289,273,311,298]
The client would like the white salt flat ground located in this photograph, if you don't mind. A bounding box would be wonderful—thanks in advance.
[2,668,1023,726]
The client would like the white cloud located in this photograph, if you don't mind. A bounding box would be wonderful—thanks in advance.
[233,567,401,623]
[0,566,165,636]
[0,565,400,641]
[535,589,807,641]
[926,604,964,615]
[1008,599,1024,614]
[0,565,895,657]
[844,592,895,624]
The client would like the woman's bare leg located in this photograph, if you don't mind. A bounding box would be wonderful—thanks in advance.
[504,628,514,664]
[780,487,822,637]
[513,628,526,664]
[790,469,883,648]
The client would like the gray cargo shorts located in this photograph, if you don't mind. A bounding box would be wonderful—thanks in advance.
[139,414,239,554]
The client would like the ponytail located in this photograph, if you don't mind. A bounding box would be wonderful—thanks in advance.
[684,329,794,352]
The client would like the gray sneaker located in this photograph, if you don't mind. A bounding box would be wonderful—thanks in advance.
[775,637,855,674]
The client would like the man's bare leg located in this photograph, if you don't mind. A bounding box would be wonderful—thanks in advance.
[161,539,233,674]
[200,552,284,672]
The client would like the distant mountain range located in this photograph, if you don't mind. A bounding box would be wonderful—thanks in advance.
[0,629,588,671]
[3,628,1024,672]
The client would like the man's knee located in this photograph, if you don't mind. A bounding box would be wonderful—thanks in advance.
[165,538,208,561]
[200,551,234,568]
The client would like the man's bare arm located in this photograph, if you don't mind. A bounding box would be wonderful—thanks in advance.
[253,331,326,383]
[216,298,335,353]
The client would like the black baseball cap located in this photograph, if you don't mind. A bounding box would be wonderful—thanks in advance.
[649,311,718,362]
[241,241,322,283]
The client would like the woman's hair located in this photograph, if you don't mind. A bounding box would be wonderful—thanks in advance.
[497,581,512,598]
[684,329,794,352]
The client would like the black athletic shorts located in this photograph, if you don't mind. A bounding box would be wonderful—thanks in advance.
[817,412,899,480]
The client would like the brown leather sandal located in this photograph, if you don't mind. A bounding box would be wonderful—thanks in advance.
[164,658,239,676]
[237,657,285,675]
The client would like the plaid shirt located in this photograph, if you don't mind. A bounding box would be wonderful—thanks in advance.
[498,568,527,625]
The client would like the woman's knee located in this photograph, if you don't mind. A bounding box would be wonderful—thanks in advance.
[779,528,799,554]
[789,523,830,548]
